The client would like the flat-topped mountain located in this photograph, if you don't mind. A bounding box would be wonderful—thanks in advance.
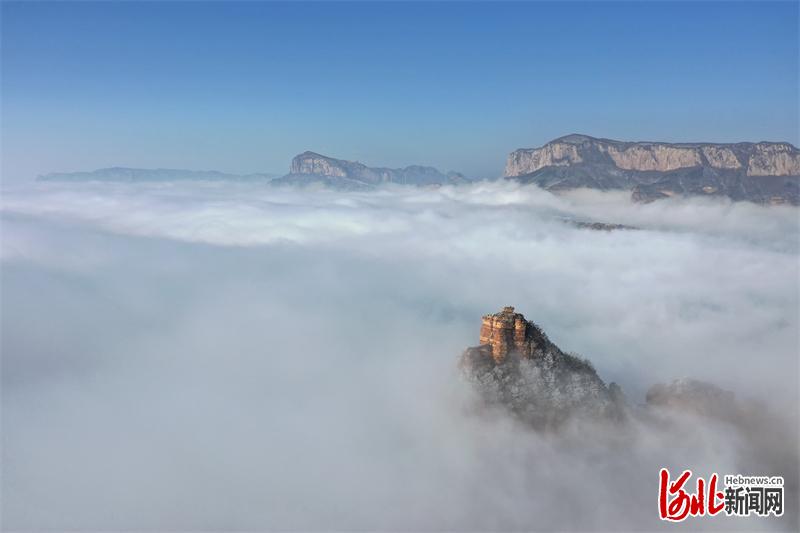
[272,151,468,190]
[505,134,800,205]
[39,167,277,182]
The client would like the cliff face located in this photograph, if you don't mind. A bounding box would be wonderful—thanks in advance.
[274,151,467,189]
[505,134,800,205]
[460,306,623,429]
[475,306,549,364]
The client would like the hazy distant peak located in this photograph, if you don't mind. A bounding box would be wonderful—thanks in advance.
[296,150,331,160]
[38,167,277,182]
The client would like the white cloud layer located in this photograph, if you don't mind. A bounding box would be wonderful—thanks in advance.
[2,180,798,530]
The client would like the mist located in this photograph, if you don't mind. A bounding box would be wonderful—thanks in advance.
[2,180,798,530]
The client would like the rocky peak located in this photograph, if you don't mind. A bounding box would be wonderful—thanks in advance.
[461,306,622,428]
[477,306,548,364]
[277,151,467,189]
[290,152,360,178]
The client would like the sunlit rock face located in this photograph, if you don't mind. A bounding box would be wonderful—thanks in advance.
[274,151,467,189]
[701,145,743,170]
[475,306,547,364]
[748,143,800,176]
[505,142,584,173]
[291,152,351,178]
[460,306,624,429]
[505,134,800,205]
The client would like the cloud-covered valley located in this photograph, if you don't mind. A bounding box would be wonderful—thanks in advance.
[2,180,798,530]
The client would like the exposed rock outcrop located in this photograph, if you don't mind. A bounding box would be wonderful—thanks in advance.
[273,151,468,190]
[460,306,623,429]
[506,134,800,205]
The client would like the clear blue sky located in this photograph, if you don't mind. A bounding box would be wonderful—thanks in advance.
[2,1,798,180]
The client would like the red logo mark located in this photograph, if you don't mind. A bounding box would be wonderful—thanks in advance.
[659,468,725,521]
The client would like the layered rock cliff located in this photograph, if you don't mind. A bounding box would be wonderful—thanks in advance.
[273,151,467,190]
[505,134,800,205]
[460,306,623,428]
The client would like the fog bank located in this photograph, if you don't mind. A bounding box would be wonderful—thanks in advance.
[2,180,798,530]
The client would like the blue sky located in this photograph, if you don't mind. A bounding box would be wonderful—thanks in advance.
[2,1,798,180]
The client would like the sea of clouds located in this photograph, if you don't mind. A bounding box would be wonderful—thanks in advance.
[2,180,798,530]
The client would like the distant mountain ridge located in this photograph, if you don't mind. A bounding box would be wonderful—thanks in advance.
[272,151,469,190]
[39,167,277,182]
[505,134,800,205]
[36,136,800,204]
